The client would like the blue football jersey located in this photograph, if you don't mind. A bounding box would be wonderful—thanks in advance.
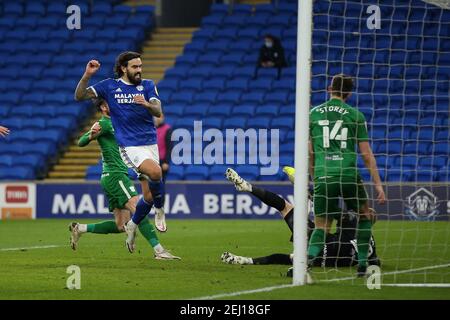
[89,78,160,147]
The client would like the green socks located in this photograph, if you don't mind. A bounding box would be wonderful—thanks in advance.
[138,218,160,248]
[307,228,326,259]
[87,221,120,234]
[84,219,160,251]
[356,219,373,268]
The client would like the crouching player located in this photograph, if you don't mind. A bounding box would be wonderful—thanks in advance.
[221,168,380,275]
[69,98,180,260]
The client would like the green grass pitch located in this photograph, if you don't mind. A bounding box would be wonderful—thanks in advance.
[0,219,449,300]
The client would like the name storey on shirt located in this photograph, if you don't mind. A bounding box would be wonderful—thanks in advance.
[315,105,350,115]
[114,93,144,104]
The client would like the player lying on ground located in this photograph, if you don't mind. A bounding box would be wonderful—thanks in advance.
[75,52,167,252]
[223,168,380,274]
[308,74,386,277]
[69,98,179,260]
[0,125,10,138]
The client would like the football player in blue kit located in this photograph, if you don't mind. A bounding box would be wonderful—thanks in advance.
[74,52,167,252]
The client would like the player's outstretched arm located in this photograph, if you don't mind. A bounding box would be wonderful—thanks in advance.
[359,141,386,204]
[74,60,100,101]
[78,122,101,147]
[133,96,162,117]
[0,126,10,138]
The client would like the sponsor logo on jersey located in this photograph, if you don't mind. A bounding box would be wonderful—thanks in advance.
[115,88,122,92]
[114,93,144,104]
[405,187,439,221]
[5,186,28,203]
[136,85,144,91]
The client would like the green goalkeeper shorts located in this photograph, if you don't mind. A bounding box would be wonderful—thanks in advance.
[100,172,138,212]
[313,175,368,220]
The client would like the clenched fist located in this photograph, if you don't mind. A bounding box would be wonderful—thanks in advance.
[85,60,100,77]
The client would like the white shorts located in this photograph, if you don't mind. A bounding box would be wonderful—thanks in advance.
[119,145,160,173]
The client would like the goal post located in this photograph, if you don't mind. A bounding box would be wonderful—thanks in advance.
[293,0,313,286]
[293,0,449,286]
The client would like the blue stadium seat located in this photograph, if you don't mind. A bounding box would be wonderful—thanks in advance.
[46,117,76,132]
[215,26,240,40]
[166,166,184,180]
[248,79,272,92]
[223,15,248,27]
[247,116,271,129]
[3,3,23,16]
[419,156,447,170]
[86,165,103,181]
[279,105,295,116]
[0,166,35,180]
[184,166,209,180]
[164,104,185,117]
[255,4,275,14]
[158,79,179,92]
[194,91,218,104]
[221,53,244,66]
[203,79,226,91]
[187,104,210,117]
[272,116,294,130]
[226,78,249,91]
[223,116,248,129]
[192,28,217,41]
[170,91,195,104]
[208,104,233,117]
[432,143,450,156]
[232,105,256,117]
[258,105,279,117]
[241,92,265,104]
[0,106,10,117]
[265,91,289,105]
[216,91,242,105]
[202,15,224,27]
[175,117,197,130]
[178,78,203,92]
[197,52,223,66]
[245,14,270,28]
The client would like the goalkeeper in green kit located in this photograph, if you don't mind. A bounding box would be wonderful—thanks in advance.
[308,74,385,277]
[68,98,180,260]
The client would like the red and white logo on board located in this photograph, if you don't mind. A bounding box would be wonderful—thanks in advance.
[5,186,29,203]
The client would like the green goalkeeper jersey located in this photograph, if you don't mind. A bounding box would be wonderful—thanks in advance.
[310,98,369,180]
[78,116,128,174]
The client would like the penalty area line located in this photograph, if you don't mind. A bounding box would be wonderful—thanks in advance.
[0,245,62,252]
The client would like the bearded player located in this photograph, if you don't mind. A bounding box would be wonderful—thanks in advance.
[74,52,167,252]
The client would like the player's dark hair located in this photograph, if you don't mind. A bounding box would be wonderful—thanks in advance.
[331,73,353,99]
[93,98,106,112]
[331,74,353,99]
[114,51,141,78]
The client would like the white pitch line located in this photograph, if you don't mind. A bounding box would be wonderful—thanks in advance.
[0,245,62,252]
[382,283,450,288]
[321,262,450,283]
[191,284,295,300]
[191,263,450,300]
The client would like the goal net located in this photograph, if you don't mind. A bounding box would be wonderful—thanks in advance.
[301,0,450,286]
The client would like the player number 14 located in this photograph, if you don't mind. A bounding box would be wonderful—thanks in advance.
[319,120,348,149]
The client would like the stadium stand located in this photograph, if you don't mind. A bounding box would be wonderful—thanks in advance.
[157,0,449,182]
[0,1,155,180]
